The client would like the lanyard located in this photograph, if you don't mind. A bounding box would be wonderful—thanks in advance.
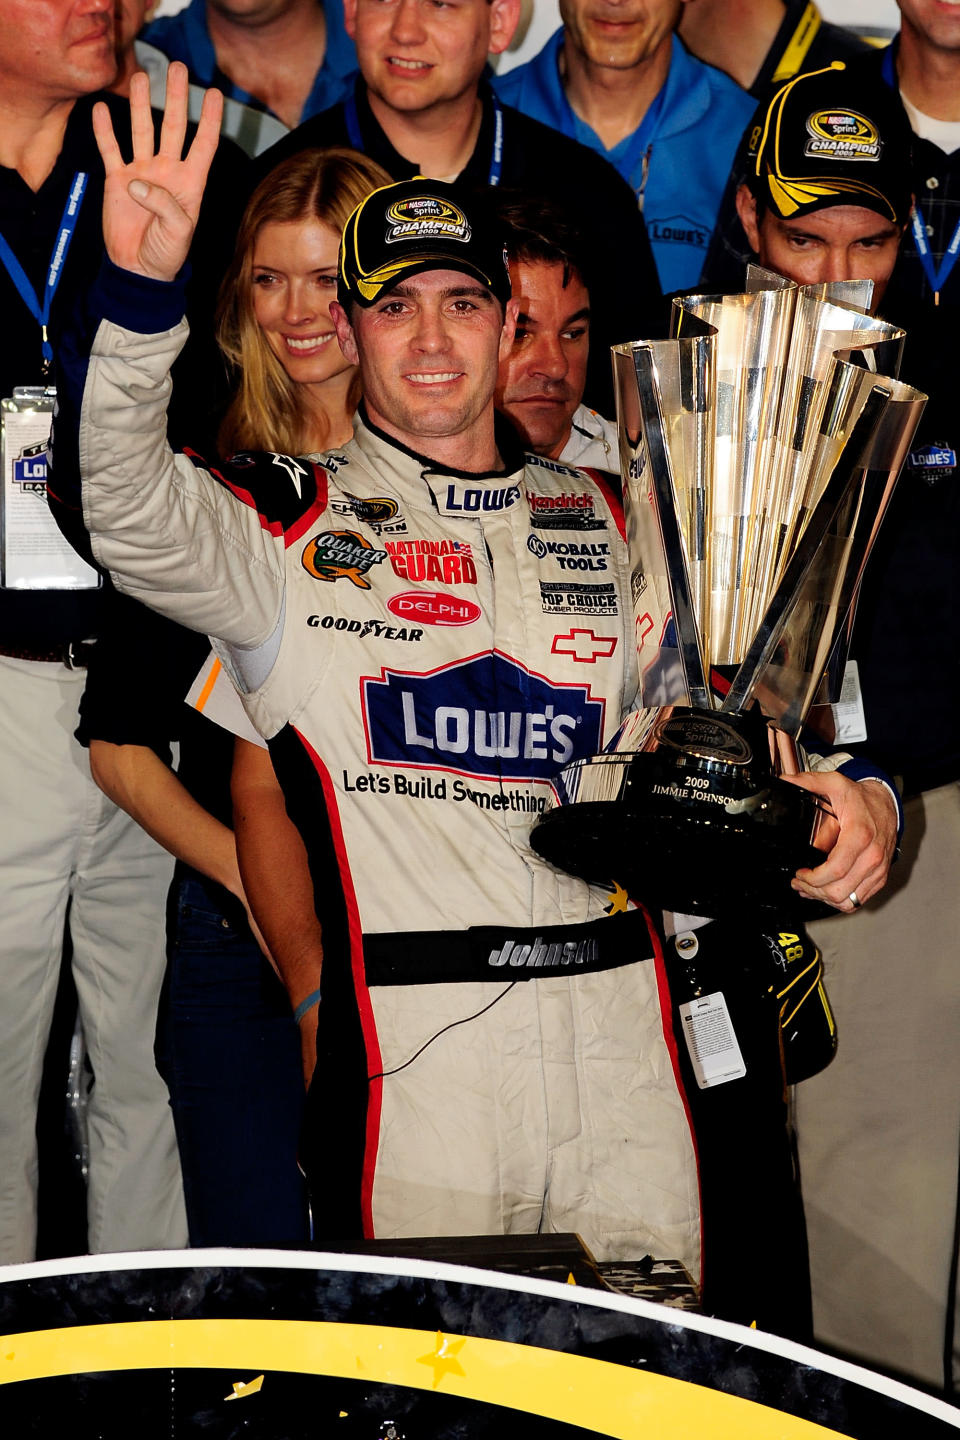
[0,171,88,375]
[881,42,896,89]
[345,91,504,187]
[910,204,960,305]
[881,43,960,304]
[770,2,821,87]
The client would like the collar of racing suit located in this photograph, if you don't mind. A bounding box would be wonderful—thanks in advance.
[352,404,531,499]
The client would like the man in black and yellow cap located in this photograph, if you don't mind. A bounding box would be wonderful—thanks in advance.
[734,61,912,308]
[337,177,513,312]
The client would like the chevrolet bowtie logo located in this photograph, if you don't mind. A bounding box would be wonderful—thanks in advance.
[551,628,618,663]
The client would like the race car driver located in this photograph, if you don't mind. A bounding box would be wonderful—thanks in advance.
[54,64,899,1328]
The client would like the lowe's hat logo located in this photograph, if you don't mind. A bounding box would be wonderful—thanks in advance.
[385,195,471,244]
[362,652,605,782]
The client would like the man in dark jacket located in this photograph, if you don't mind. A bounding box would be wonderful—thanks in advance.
[259,0,665,411]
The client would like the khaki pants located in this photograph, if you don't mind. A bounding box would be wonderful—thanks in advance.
[0,656,185,1261]
[798,783,960,1387]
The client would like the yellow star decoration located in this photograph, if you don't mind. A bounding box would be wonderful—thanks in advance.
[223,1374,264,1401]
[416,1330,467,1388]
[604,882,630,915]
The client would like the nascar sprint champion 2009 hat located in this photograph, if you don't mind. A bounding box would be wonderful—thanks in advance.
[338,177,513,311]
[745,61,913,225]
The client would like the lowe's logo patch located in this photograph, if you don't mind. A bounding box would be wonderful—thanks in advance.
[362,651,604,781]
[443,483,520,514]
[13,442,47,494]
[908,443,956,471]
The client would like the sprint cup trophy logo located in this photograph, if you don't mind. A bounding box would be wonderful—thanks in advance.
[531,268,926,918]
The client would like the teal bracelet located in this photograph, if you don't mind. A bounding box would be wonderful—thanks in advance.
[293,987,322,1024]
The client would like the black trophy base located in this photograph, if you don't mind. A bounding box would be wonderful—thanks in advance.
[531,707,823,920]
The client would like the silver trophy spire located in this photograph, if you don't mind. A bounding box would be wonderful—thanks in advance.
[531,270,926,918]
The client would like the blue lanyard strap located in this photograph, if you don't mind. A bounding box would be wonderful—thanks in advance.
[910,204,960,304]
[880,42,958,303]
[345,93,504,187]
[488,92,503,187]
[344,91,364,151]
[0,171,88,368]
[881,41,896,89]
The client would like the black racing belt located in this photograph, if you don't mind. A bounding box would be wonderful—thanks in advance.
[363,907,654,986]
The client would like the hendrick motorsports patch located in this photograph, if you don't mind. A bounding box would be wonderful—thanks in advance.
[385,194,471,244]
[805,109,881,160]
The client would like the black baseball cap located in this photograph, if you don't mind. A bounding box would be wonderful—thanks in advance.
[338,177,512,311]
[745,62,913,225]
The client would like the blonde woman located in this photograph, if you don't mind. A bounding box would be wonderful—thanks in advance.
[217,147,390,455]
[84,147,391,1246]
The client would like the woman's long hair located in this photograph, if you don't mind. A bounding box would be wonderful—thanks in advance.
[217,147,391,456]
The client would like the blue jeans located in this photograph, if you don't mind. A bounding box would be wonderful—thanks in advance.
[155,873,309,1247]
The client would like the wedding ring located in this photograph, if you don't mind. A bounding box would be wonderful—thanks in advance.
[848,890,862,910]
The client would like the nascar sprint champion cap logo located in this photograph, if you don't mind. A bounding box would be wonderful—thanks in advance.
[805,109,881,162]
[745,61,913,223]
[385,193,472,245]
[338,177,512,310]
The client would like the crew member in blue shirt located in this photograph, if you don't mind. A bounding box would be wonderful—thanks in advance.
[492,0,755,294]
[142,0,356,129]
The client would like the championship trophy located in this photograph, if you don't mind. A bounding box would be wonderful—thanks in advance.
[531,269,926,919]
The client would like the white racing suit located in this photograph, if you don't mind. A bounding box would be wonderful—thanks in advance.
[59,264,701,1269]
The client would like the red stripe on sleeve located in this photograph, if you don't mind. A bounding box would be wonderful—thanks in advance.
[294,727,383,1238]
[583,466,626,543]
